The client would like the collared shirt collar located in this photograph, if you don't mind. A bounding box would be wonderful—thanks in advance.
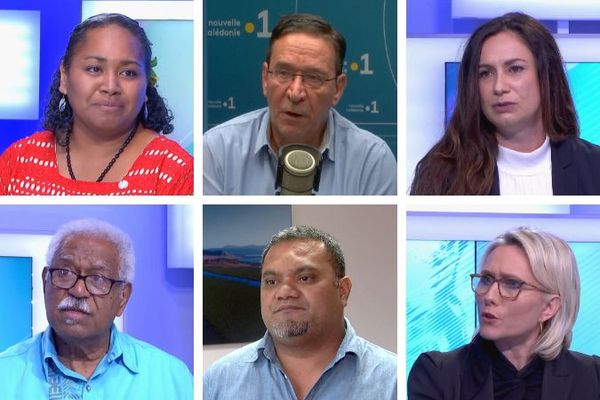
[41,323,138,381]
[257,109,336,162]
[251,317,358,366]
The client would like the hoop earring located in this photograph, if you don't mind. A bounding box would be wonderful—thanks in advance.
[58,95,67,113]
[539,321,544,335]
[143,102,148,121]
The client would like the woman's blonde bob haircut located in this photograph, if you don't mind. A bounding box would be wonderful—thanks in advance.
[480,227,580,360]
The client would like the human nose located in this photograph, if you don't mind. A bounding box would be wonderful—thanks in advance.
[68,276,91,298]
[493,71,509,95]
[275,280,300,299]
[482,280,501,303]
[286,75,307,103]
[101,71,122,96]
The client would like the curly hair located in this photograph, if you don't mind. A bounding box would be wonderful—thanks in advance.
[43,13,174,145]
[410,12,578,195]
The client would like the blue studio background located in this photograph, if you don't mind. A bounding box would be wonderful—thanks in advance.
[0,205,194,373]
[204,0,397,157]
[0,0,193,154]
[407,0,600,188]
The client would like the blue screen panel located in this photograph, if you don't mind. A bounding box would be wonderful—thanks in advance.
[445,62,600,146]
[0,256,32,352]
[139,20,193,155]
[0,10,40,120]
[406,240,475,372]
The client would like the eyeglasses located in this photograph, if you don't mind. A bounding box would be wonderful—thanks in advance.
[470,273,547,300]
[46,267,125,296]
[267,68,337,89]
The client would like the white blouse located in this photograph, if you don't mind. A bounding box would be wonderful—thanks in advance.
[497,136,552,195]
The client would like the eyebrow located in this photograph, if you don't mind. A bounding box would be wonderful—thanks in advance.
[479,58,528,68]
[83,55,143,67]
[261,266,320,278]
[480,270,524,280]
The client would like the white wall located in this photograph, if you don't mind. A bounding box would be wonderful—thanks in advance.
[203,205,397,371]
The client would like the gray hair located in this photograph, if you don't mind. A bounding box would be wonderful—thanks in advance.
[261,225,345,277]
[46,218,135,282]
[481,227,580,360]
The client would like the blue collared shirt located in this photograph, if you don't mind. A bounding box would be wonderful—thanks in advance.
[203,319,397,400]
[203,108,397,195]
[0,325,193,399]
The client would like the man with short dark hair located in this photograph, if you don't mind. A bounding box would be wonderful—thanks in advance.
[0,219,193,399]
[204,225,397,399]
[204,14,396,195]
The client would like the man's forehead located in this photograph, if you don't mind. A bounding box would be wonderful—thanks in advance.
[264,239,332,268]
[54,234,119,266]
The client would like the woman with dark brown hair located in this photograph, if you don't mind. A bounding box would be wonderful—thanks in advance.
[410,12,600,195]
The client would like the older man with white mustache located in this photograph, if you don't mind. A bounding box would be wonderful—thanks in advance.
[0,218,193,399]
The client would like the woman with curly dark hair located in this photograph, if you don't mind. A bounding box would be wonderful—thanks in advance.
[0,13,193,195]
[410,12,600,195]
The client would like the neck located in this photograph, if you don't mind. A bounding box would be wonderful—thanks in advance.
[272,322,345,369]
[495,121,546,153]
[494,334,539,371]
[68,123,138,154]
[53,329,111,379]
[269,124,326,154]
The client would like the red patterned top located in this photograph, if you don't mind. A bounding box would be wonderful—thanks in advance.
[0,131,193,195]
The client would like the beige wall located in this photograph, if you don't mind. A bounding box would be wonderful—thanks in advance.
[203,205,397,371]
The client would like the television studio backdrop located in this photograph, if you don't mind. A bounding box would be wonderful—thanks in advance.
[204,0,397,156]
[0,204,194,372]
[407,0,600,191]
[407,204,600,375]
[0,0,193,154]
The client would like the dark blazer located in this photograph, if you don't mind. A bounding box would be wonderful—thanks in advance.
[490,136,600,195]
[408,335,600,400]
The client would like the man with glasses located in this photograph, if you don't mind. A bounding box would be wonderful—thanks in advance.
[203,13,397,195]
[0,219,193,399]
[204,225,397,399]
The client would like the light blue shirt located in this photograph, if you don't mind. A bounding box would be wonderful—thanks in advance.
[203,108,397,195]
[203,319,397,400]
[0,325,193,399]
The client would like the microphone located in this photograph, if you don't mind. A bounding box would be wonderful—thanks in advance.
[275,143,322,195]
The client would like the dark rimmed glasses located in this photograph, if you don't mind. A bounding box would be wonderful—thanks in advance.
[267,68,338,89]
[46,267,125,296]
[470,273,548,300]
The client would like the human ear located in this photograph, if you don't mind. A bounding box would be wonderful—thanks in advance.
[338,276,352,307]
[59,62,68,95]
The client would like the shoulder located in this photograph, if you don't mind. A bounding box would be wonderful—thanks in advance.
[118,332,191,376]
[146,135,193,163]
[353,335,397,370]
[205,340,261,376]
[554,349,600,369]
[555,136,600,158]
[0,333,41,371]
[412,344,468,372]
[204,109,267,141]
[2,131,54,153]
[331,109,389,147]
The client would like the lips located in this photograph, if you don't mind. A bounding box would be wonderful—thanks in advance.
[282,110,305,118]
[95,101,124,111]
[492,101,516,113]
[274,304,305,313]
[60,307,90,315]
[480,311,499,324]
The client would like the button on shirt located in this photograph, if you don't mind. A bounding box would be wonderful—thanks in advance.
[203,319,397,400]
[203,108,397,195]
[0,325,193,399]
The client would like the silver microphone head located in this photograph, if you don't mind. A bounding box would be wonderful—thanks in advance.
[275,144,322,195]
